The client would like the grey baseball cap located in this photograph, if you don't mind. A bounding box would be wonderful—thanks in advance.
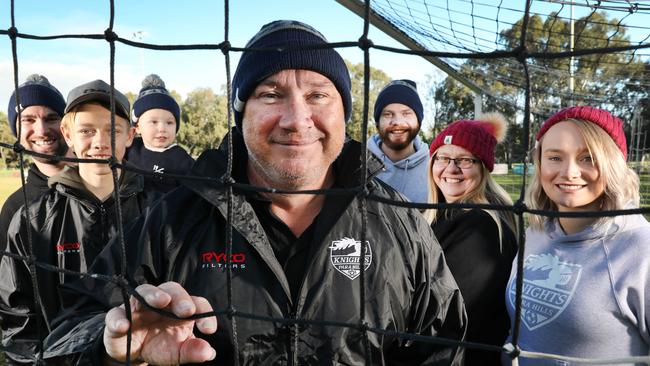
[65,79,130,119]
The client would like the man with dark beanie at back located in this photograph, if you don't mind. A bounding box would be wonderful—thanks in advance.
[44,20,466,365]
[368,79,430,204]
[0,74,72,257]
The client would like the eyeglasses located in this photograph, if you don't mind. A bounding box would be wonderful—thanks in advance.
[433,155,480,169]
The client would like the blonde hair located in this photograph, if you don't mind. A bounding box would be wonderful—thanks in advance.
[424,154,518,247]
[61,102,129,134]
[525,119,640,230]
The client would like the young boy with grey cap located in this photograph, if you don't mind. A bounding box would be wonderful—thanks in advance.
[0,79,158,365]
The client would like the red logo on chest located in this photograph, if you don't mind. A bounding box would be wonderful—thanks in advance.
[56,242,81,254]
[200,251,247,270]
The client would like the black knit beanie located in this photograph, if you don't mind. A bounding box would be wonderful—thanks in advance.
[132,74,181,131]
[231,20,351,130]
[7,74,66,137]
[373,79,424,126]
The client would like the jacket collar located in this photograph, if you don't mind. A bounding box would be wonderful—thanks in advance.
[48,165,144,202]
[29,163,50,183]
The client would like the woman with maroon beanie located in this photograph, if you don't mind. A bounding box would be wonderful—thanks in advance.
[426,112,518,365]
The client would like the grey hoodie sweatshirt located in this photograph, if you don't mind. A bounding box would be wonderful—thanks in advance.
[503,212,650,365]
[367,134,430,203]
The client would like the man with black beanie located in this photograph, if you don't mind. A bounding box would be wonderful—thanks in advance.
[45,20,466,365]
[368,79,430,203]
[0,74,71,256]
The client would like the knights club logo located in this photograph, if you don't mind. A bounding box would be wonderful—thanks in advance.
[329,237,372,280]
[508,253,582,331]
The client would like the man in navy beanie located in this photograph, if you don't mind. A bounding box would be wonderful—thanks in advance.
[46,20,466,365]
[368,79,430,204]
[0,74,72,257]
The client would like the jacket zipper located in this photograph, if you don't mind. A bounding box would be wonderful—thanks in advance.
[99,204,107,245]
[288,310,298,366]
[287,160,381,365]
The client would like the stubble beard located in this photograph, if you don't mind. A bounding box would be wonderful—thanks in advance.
[33,138,69,165]
[247,153,316,190]
[379,125,419,151]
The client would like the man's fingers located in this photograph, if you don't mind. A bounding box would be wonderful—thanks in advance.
[158,281,196,317]
[104,306,134,361]
[179,338,217,364]
[105,306,130,338]
[134,283,172,310]
[191,296,217,334]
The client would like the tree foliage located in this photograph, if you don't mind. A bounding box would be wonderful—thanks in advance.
[176,87,229,157]
[345,60,391,141]
[428,11,649,163]
[0,112,20,169]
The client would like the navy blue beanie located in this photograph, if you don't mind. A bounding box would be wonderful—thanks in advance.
[373,79,424,126]
[7,74,65,137]
[232,20,351,130]
[132,74,181,131]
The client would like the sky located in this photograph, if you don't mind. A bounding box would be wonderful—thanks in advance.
[0,0,443,117]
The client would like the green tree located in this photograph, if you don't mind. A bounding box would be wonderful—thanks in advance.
[345,60,391,141]
[428,11,647,164]
[0,112,20,169]
[177,87,229,157]
[124,91,137,107]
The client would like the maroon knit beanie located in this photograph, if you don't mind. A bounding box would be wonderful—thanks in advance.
[429,112,507,172]
[537,106,627,160]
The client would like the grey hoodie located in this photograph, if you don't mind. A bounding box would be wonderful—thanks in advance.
[504,212,650,365]
[367,134,430,203]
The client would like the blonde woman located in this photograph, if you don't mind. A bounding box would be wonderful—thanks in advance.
[427,113,518,366]
[504,106,650,365]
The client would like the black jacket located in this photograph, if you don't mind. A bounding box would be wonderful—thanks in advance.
[432,209,518,366]
[46,131,467,365]
[0,164,49,256]
[125,137,194,193]
[0,166,156,365]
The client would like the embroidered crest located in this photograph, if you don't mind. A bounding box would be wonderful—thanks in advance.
[329,237,372,280]
[508,253,582,331]
[444,135,453,144]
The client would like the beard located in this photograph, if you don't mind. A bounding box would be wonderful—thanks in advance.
[33,138,69,165]
[378,124,420,151]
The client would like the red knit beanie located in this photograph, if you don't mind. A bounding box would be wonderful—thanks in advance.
[429,112,507,172]
[537,106,627,160]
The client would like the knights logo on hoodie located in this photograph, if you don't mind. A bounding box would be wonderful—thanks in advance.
[508,253,582,331]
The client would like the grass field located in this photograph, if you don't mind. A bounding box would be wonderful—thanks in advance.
[0,170,23,208]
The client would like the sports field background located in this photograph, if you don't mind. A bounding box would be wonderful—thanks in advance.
[0,170,21,208]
